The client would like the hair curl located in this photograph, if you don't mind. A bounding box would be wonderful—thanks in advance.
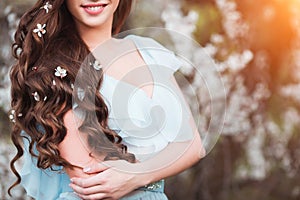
[9,0,134,195]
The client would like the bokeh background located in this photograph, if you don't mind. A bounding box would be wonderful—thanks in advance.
[1,0,300,199]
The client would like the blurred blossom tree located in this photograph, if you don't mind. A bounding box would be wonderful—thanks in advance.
[157,0,300,200]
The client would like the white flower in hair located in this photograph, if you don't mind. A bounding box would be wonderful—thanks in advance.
[90,60,102,71]
[9,109,23,123]
[55,66,67,78]
[9,110,16,123]
[33,23,47,38]
[32,92,41,102]
[40,2,53,13]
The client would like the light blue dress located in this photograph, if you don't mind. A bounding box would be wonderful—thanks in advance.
[19,35,193,200]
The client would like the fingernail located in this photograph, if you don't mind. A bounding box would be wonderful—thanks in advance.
[83,167,91,172]
[70,178,74,183]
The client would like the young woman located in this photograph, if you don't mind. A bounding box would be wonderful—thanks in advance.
[9,0,205,199]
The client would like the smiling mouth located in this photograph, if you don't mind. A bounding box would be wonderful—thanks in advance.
[81,3,108,14]
[81,3,108,10]
[84,5,105,11]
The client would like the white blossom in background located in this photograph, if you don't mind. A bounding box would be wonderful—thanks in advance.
[215,0,249,39]
[0,75,11,113]
[7,12,19,41]
[210,33,224,44]
[280,2,300,105]
[0,72,11,112]
[281,84,300,103]
[263,107,300,177]
[275,3,300,174]
[0,68,11,112]
[162,1,228,153]
[162,0,261,136]
[212,0,279,181]
[162,2,198,37]
[0,5,18,112]
[245,127,267,180]
[218,50,254,72]
[161,0,279,181]
[222,76,251,134]
[162,1,199,75]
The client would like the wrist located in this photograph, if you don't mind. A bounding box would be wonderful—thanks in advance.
[131,162,156,187]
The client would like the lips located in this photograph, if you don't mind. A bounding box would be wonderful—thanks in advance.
[86,6,103,11]
[81,3,108,15]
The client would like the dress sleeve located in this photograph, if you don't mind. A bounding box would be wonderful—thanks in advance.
[125,35,182,75]
[19,131,74,200]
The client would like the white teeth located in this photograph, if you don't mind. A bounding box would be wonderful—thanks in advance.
[87,6,103,11]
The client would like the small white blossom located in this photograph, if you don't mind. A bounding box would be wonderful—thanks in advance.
[90,60,102,71]
[40,2,53,13]
[55,66,67,78]
[32,92,41,101]
[9,110,16,123]
[33,23,46,38]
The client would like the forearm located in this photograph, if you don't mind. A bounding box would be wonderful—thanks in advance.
[59,110,100,178]
[134,131,205,187]
[131,76,207,185]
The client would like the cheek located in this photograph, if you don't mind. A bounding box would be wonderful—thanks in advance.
[112,0,120,12]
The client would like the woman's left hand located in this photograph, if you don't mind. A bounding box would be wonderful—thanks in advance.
[69,160,142,200]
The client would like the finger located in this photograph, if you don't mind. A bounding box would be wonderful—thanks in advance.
[83,162,110,174]
[70,183,110,195]
[71,172,107,188]
[97,160,132,172]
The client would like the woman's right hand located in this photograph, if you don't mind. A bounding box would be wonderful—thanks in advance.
[70,160,144,200]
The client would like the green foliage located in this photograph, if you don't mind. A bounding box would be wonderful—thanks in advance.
[182,2,222,45]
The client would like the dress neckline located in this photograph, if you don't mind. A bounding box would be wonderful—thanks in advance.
[102,35,155,100]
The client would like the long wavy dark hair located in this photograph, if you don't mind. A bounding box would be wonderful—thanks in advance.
[8,0,134,195]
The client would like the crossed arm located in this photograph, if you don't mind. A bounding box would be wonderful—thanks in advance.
[59,76,206,199]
